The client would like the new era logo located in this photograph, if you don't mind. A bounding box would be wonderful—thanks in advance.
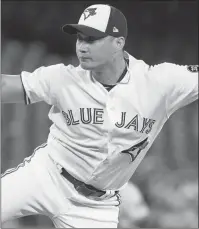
[113,27,119,32]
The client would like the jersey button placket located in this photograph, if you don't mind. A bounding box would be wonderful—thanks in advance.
[102,103,111,149]
[106,93,115,144]
[108,91,116,112]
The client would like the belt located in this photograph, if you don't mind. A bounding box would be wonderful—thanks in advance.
[61,168,106,198]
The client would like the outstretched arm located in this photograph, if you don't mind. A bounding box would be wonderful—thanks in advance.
[1,64,64,105]
[149,63,198,117]
[1,74,26,104]
[2,64,71,106]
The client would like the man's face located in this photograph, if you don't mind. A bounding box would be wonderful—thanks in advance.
[76,32,116,70]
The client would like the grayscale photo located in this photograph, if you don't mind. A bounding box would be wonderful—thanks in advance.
[1,1,198,228]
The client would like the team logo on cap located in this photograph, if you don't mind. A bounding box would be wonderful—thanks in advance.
[83,8,97,20]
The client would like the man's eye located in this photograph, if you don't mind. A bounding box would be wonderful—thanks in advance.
[77,35,97,43]
[87,37,96,42]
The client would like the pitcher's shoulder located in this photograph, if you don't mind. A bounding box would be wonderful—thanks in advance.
[57,63,89,81]
[146,62,195,75]
[60,63,87,75]
[126,52,149,70]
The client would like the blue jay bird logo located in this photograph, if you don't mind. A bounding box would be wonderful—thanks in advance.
[83,8,97,20]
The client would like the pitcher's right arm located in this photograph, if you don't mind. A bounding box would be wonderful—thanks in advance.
[1,74,26,104]
[1,64,66,105]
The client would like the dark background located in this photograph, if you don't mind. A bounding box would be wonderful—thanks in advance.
[1,1,198,228]
[2,1,198,65]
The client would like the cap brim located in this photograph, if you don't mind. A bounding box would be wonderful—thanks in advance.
[62,24,107,38]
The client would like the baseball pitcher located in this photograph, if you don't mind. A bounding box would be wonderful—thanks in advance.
[1,4,198,228]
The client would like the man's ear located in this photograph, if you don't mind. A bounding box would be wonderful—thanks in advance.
[115,37,125,50]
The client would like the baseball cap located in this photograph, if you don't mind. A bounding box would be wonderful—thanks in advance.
[62,4,128,39]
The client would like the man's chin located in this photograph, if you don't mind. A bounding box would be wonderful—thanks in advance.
[80,63,94,70]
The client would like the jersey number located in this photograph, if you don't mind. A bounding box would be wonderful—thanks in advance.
[121,137,149,162]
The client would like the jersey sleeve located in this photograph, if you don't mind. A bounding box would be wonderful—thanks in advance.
[148,63,198,117]
[21,64,64,105]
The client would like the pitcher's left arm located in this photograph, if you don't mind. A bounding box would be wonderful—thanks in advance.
[148,63,198,118]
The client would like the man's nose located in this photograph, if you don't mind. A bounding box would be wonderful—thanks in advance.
[78,41,88,53]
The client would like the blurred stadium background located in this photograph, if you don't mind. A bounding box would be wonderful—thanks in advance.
[1,1,198,228]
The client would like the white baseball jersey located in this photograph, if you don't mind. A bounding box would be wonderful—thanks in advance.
[21,52,198,191]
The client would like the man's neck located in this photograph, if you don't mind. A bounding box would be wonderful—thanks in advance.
[91,53,126,85]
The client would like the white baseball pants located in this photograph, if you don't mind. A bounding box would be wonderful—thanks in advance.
[1,143,120,228]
